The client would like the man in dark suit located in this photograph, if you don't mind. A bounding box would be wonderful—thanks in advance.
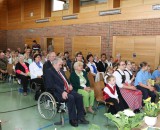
[43,52,56,76]
[97,53,108,73]
[45,57,89,127]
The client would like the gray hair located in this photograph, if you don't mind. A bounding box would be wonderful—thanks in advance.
[52,57,63,65]
[18,54,24,61]
[74,61,83,70]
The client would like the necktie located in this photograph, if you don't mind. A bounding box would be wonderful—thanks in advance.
[58,71,69,93]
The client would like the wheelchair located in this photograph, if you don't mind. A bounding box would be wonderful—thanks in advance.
[37,91,67,126]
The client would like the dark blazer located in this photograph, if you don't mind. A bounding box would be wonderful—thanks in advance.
[43,60,52,76]
[15,62,29,78]
[97,61,108,73]
[70,70,90,92]
[45,67,70,100]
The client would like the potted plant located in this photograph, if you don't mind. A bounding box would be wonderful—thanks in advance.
[104,109,144,130]
[143,97,160,126]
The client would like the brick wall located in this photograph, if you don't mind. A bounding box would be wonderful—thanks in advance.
[6,18,160,55]
[0,30,7,51]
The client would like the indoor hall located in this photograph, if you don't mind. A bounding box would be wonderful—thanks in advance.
[0,0,160,130]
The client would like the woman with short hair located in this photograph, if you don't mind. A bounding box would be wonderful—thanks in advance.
[15,55,30,96]
[70,61,95,113]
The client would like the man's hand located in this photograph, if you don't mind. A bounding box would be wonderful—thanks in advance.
[62,91,68,100]
[84,87,91,92]
[68,85,73,91]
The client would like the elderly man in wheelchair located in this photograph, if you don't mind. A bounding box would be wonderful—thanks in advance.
[38,57,89,127]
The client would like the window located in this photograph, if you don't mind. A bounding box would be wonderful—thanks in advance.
[80,0,108,6]
[52,0,69,11]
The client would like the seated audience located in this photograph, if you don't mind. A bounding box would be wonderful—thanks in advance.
[97,53,108,73]
[62,58,70,72]
[0,51,8,80]
[124,61,135,85]
[152,64,160,92]
[45,57,89,127]
[106,56,113,67]
[43,52,56,76]
[134,61,156,104]
[103,76,125,114]
[15,55,30,96]
[72,52,89,72]
[113,61,142,112]
[104,67,114,84]
[29,54,44,98]
[70,61,95,114]
[64,51,72,71]
[93,54,99,67]
[87,54,97,77]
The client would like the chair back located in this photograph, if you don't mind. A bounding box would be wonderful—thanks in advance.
[87,72,95,89]
[94,81,105,102]
[64,71,70,80]
[7,64,15,75]
[95,72,104,82]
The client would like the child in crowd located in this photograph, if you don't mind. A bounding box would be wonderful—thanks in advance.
[103,75,124,114]
[104,67,114,84]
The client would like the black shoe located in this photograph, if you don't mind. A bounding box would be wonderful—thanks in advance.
[78,117,89,124]
[69,119,78,127]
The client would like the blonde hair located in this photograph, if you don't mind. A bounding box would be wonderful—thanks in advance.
[74,61,83,70]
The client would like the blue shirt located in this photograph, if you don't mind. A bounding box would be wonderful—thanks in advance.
[145,71,152,80]
[134,69,148,86]
[152,70,160,80]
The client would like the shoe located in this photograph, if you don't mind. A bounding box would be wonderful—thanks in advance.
[78,117,89,124]
[69,119,78,127]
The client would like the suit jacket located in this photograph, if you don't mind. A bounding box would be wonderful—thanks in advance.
[45,67,70,100]
[43,60,52,76]
[15,62,29,78]
[70,70,90,92]
[97,61,108,73]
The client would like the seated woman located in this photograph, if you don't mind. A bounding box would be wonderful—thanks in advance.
[70,61,95,113]
[135,62,156,104]
[152,64,160,92]
[113,61,142,112]
[87,54,98,77]
[15,55,30,96]
[29,54,45,99]
[124,61,135,86]
[103,75,124,114]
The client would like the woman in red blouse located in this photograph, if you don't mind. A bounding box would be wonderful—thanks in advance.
[15,55,30,96]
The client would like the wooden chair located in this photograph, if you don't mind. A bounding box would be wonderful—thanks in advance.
[7,64,16,83]
[87,72,95,89]
[64,70,70,80]
[93,81,113,112]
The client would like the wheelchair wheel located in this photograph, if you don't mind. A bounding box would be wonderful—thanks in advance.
[38,92,57,119]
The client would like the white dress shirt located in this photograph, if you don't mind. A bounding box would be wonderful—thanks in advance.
[124,68,132,84]
[29,62,43,79]
[104,83,118,99]
[87,62,97,75]
[113,69,125,88]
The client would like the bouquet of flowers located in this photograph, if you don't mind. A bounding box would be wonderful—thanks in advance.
[104,109,144,130]
[143,97,160,117]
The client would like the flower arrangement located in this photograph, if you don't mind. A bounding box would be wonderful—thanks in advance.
[104,109,144,130]
[143,97,160,117]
